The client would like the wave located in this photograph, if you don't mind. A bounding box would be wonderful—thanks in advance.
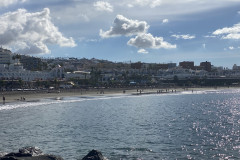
[0,88,238,111]
[0,95,131,111]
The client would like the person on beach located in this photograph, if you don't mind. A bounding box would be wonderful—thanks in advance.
[3,95,5,104]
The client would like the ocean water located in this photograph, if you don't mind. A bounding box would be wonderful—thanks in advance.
[0,89,240,160]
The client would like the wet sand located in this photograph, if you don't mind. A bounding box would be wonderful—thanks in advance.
[0,86,237,104]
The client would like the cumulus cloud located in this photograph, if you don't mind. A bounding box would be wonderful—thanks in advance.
[222,33,240,39]
[0,0,26,7]
[162,19,169,24]
[138,49,148,54]
[100,15,149,38]
[0,8,76,54]
[100,15,175,51]
[171,34,195,40]
[213,23,240,39]
[17,42,50,54]
[93,1,113,12]
[128,33,176,49]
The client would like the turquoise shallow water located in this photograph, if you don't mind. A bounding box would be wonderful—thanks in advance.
[0,89,240,159]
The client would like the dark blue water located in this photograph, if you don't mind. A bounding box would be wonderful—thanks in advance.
[0,89,240,160]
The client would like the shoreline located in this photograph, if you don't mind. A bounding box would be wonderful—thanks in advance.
[0,86,238,104]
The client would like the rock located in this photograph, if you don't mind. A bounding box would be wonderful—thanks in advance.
[0,147,63,160]
[82,150,105,160]
[19,147,43,157]
[0,157,18,160]
[0,155,63,160]
[5,152,31,157]
[0,152,7,157]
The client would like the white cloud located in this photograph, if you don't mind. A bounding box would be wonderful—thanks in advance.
[138,49,148,54]
[149,0,162,8]
[213,23,240,39]
[110,0,240,25]
[17,42,50,54]
[100,15,149,38]
[162,19,169,24]
[171,34,195,40]
[0,0,26,7]
[127,4,134,8]
[229,46,234,50]
[77,14,90,22]
[93,1,113,12]
[222,33,240,39]
[101,15,175,50]
[128,33,176,49]
[127,0,162,8]
[204,35,216,38]
[202,43,206,49]
[0,8,76,54]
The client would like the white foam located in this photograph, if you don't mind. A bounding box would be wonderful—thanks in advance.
[0,95,132,111]
[0,89,236,111]
[0,99,83,111]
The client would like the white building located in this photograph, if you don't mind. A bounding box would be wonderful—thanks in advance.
[0,48,57,81]
[65,71,91,80]
[50,64,64,79]
[0,62,51,81]
[157,67,208,80]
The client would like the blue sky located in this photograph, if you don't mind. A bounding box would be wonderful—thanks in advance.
[1,0,240,67]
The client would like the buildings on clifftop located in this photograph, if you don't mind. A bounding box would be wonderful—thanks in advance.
[0,47,240,87]
[0,48,62,81]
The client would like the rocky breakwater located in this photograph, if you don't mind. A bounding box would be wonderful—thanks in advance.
[0,147,106,160]
[0,147,63,160]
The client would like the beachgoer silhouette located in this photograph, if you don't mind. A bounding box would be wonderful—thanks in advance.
[3,96,5,104]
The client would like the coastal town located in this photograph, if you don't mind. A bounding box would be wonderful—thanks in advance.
[1,47,240,90]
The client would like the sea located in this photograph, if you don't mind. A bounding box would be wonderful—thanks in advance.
[0,89,240,160]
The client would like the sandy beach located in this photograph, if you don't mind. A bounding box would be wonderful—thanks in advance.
[0,86,238,104]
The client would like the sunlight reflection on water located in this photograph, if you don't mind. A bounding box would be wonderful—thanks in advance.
[0,89,240,159]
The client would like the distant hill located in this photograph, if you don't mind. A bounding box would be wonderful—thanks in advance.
[19,55,48,71]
